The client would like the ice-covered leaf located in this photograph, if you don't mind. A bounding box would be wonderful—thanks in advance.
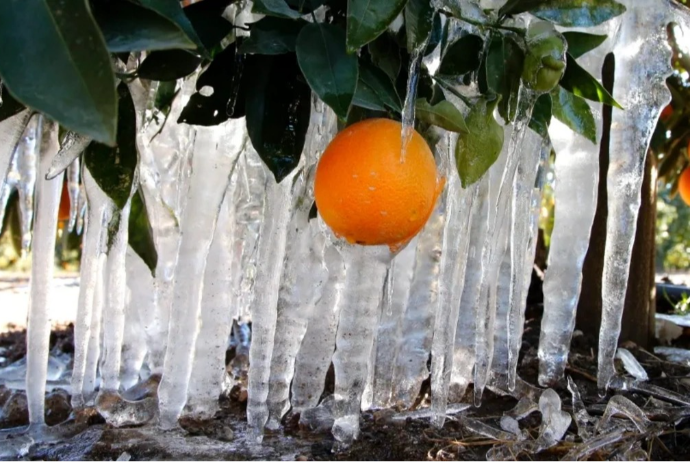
[499,0,626,27]
[138,0,209,56]
[183,0,235,51]
[0,0,117,146]
[137,50,202,81]
[562,31,607,59]
[245,54,311,182]
[128,188,158,276]
[93,1,196,53]
[368,33,402,83]
[253,0,302,19]
[346,0,408,52]
[485,33,524,123]
[0,85,25,123]
[560,54,622,109]
[360,61,402,112]
[528,93,552,138]
[296,23,358,120]
[239,17,307,55]
[439,34,484,77]
[551,86,596,143]
[286,0,325,13]
[415,99,468,133]
[84,84,138,210]
[405,0,435,53]
[178,43,245,126]
[455,96,504,187]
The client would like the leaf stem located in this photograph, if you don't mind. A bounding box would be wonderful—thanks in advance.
[438,9,525,35]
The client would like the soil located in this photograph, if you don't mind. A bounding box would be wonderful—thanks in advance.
[2,304,690,461]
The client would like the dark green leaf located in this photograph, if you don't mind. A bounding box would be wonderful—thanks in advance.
[239,17,307,54]
[253,0,303,19]
[368,33,401,83]
[137,50,202,81]
[346,0,407,52]
[128,188,158,275]
[551,85,596,143]
[528,93,552,138]
[286,0,325,13]
[154,81,179,114]
[415,98,469,133]
[296,23,358,120]
[94,1,196,53]
[84,84,138,209]
[184,0,235,51]
[359,61,402,112]
[0,84,25,123]
[405,0,435,53]
[308,201,318,220]
[500,0,626,27]
[486,33,524,123]
[178,43,245,126]
[562,31,607,59]
[439,34,484,77]
[245,54,311,182]
[560,54,622,109]
[353,80,387,111]
[456,96,504,187]
[138,0,209,56]
[0,0,118,145]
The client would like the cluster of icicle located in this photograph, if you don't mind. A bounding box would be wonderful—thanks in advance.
[0,0,687,449]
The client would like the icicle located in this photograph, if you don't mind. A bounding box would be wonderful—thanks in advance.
[157,119,245,429]
[83,253,106,401]
[0,109,31,188]
[45,131,91,180]
[370,237,417,409]
[16,115,40,254]
[331,245,392,445]
[0,150,19,226]
[598,0,673,390]
[76,182,87,236]
[66,158,81,232]
[401,39,430,160]
[489,229,512,390]
[25,118,62,429]
[185,176,238,419]
[71,168,112,408]
[290,240,345,413]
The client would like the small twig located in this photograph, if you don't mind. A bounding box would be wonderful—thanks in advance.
[566,365,598,383]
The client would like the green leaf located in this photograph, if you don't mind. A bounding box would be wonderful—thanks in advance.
[353,80,387,111]
[286,0,325,13]
[500,0,626,27]
[239,17,308,54]
[415,98,468,133]
[368,33,402,83]
[128,188,158,276]
[253,0,303,19]
[296,23,358,120]
[178,43,245,126]
[359,61,402,112]
[0,84,25,123]
[562,31,607,59]
[245,54,312,182]
[347,0,408,52]
[137,50,202,81]
[93,1,196,53]
[183,0,235,51]
[528,93,552,138]
[551,85,596,143]
[0,0,118,145]
[560,54,622,109]
[456,96,504,187]
[485,33,524,123]
[138,0,209,56]
[439,34,484,77]
[154,81,179,114]
[405,0,435,53]
[84,84,138,209]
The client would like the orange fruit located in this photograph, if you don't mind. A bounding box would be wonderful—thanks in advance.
[58,179,70,222]
[661,104,673,122]
[314,118,443,251]
[679,167,690,206]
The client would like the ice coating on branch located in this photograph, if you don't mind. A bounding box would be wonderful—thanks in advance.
[598,0,674,390]
[25,119,62,428]
[157,119,245,429]
[66,158,81,232]
[331,245,392,445]
[291,241,345,413]
[46,131,91,180]
[16,115,40,254]
[0,109,30,190]
[616,348,648,381]
[71,168,113,408]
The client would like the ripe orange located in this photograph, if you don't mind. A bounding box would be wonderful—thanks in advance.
[679,167,690,206]
[58,179,70,222]
[314,118,443,251]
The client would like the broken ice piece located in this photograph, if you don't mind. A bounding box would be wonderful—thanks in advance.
[507,397,539,420]
[563,427,625,461]
[567,376,594,439]
[654,346,690,365]
[535,388,571,450]
[595,395,652,433]
[499,415,523,439]
[462,418,518,441]
[616,348,648,381]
